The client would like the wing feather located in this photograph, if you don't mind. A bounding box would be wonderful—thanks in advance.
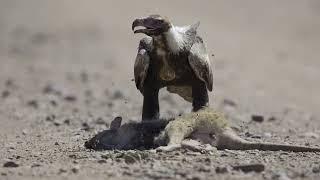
[134,38,152,91]
[188,36,213,91]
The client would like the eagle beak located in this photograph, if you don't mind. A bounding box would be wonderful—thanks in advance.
[132,18,146,34]
[132,18,157,35]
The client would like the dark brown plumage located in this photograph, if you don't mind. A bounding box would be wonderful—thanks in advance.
[132,15,213,121]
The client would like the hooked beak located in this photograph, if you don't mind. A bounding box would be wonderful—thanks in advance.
[132,18,155,34]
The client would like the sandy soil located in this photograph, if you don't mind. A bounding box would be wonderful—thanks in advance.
[1,0,320,179]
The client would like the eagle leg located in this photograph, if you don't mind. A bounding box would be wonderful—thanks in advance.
[142,86,160,121]
[192,82,209,112]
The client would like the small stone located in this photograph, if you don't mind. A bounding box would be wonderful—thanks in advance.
[251,135,262,139]
[312,166,320,173]
[1,172,7,176]
[58,168,67,174]
[233,163,265,173]
[53,121,61,126]
[71,166,80,173]
[81,122,92,131]
[97,159,107,164]
[69,154,77,159]
[215,166,229,174]
[64,95,77,102]
[95,117,105,125]
[31,163,41,168]
[251,115,264,122]
[27,100,38,108]
[268,116,277,121]
[222,98,237,107]
[112,90,124,99]
[22,129,28,135]
[43,84,62,96]
[63,119,70,125]
[54,142,59,145]
[45,114,56,121]
[3,161,19,168]
[245,132,254,137]
[15,156,21,159]
[120,153,141,164]
[50,100,57,106]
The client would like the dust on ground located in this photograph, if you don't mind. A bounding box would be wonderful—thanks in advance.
[1,1,320,179]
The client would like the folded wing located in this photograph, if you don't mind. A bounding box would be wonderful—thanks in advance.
[134,37,152,92]
[188,36,213,91]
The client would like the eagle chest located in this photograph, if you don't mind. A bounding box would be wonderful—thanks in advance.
[154,49,190,82]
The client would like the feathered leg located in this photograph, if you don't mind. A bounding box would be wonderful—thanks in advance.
[142,86,160,121]
[192,82,209,111]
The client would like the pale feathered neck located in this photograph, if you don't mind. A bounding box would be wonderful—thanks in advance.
[163,22,199,54]
[164,25,189,54]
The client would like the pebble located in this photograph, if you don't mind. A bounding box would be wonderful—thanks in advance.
[50,100,57,106]
[31,163,41,168]
[268,116,277,121]
[22,129,28,135]
[42,84,62,96]
[97,159,107,164]
[71,166,80,173]
[312,166,320,173]
[233,163,265,173]
[95,117,105,125]
[53,121,61,126]
[123,153,141,164]
[3,161,19,168]
[81,122,92,131]
[27,100,39,109]
[215,166,229,174]
[63,119,71,125]
[251,115,264,122]
[58,168,68,174]
[64,95,77,102]
[45,114,56,121]
[112,90,124,99]
[222,98,237,107]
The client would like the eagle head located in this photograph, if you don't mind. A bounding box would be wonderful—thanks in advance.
[132,15,171,36]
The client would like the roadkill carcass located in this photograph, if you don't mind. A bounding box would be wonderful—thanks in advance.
[84,117,170,150]
[85,108,320,152]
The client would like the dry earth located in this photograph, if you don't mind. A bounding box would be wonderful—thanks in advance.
[1,0,320,179]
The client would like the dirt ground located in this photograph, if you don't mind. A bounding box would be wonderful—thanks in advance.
[1,0,320,179]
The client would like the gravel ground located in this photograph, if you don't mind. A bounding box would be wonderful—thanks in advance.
[1,1,320,179]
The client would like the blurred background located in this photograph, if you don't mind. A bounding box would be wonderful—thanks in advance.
[1,1,320,179]
[0,0,320,118]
